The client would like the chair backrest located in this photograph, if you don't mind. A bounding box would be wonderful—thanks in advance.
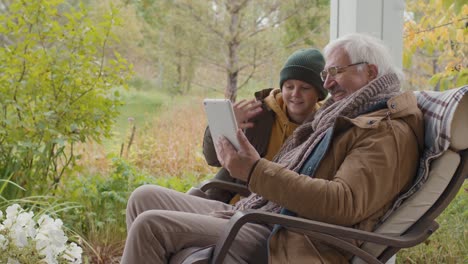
[353,87,468,263]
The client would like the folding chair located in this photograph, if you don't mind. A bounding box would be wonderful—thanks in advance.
[172,87,468,264]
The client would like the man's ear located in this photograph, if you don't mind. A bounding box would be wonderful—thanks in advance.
[368,64,378,80]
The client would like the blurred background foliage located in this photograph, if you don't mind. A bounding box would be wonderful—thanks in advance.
[0,0,466,262]
[403,0,467,91]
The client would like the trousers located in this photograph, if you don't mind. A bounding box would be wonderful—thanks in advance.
[120,185,271,264]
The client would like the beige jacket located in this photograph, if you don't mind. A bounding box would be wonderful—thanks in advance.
[248,91,424,263]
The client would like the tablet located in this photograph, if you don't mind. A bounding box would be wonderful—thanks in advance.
[203,99,240,150]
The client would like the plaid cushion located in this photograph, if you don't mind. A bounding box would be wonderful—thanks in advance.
[380,85,468,222]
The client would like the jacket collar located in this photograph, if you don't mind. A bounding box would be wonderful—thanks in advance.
[339,91,420,129]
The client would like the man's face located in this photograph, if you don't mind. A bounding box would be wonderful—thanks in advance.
[323,49,372,101]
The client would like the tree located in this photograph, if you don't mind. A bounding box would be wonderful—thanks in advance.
[281,0,329,49]
[403,0,467,90]
[129,0,200,95]
[131,0,329,101]
[0,0,131,196]
[178,0,331,101]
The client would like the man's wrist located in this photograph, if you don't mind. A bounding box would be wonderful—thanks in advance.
[246,158,261,184]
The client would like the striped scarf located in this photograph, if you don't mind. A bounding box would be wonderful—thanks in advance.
[274,73,401,170]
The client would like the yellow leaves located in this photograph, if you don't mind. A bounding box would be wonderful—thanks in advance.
[463,4,468,16]
[434,0,442,9]
[427,31,437,43]
[456,68,468,87]
[414,0,430,12]
[446,49,454,57]
[403,0,468,90]
[402,52,413,69]
[455,29,465,43]
[439,26,449,40]
[445,61,457,72]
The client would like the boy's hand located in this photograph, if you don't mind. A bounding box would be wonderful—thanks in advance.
[233,99,262,129]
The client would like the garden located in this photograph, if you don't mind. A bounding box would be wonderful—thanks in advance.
[0,0,466,263]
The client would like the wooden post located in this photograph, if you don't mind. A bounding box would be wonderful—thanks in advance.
[330,0,405,69]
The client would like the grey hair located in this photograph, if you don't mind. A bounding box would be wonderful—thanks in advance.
[323,33,404,81]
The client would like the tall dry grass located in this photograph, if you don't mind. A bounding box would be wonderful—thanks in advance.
[74,96,217,180]
[126,97,217,178]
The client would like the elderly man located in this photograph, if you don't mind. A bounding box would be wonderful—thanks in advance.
[121,33,424,264]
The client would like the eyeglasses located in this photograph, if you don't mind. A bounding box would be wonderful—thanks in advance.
[320,62,368,82]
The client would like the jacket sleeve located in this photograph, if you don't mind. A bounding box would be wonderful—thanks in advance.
[202,126,222,167]
[248,121,419,226]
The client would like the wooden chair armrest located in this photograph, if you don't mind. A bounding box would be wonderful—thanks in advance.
[198,179,251,197]
[211,210,439,264]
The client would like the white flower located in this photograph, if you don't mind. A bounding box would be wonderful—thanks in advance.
[63,242,83,264]
[7,211,36,248]
[5,204,21,218]
[7,258,20,264]
[35,215,68,261]
[0,204,82,264]
[3,204,22,229]
[17,211,36,236]
[42,251,59,264]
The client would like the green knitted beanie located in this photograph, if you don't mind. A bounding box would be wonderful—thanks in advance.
[279,48,327,101]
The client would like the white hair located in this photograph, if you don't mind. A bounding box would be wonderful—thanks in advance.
[323,33,404,81]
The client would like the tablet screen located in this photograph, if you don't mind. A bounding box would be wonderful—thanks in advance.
[203,99,240,150]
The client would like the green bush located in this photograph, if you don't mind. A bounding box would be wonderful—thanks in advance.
[57,156,205,238]
[0,0,131,197]
[55,156,206,261]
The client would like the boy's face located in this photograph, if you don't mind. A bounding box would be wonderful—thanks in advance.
[282,79,319,123]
